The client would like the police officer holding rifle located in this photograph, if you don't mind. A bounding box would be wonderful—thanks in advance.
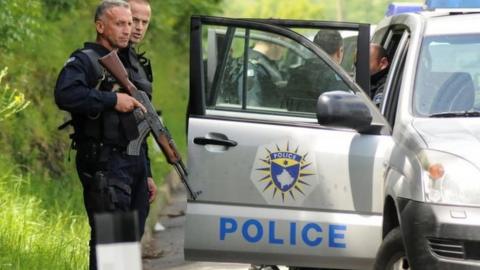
[54,1,151,269]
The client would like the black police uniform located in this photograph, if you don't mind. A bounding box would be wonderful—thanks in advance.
[119,44,153,98]
[54,42,150,270]
[370,67,389,107]
[286,58,349,112]
[247,49,285,108]
[119,44,154,178]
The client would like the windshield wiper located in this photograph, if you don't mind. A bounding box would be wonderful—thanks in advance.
[429,111,480,118]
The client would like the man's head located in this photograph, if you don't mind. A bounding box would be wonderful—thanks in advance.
[127,0,151,44]
[370,43,389,75]
[95,0,132,50]
[313,30,344,64]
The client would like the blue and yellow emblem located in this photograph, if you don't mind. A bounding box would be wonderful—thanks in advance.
[254,141,315,203]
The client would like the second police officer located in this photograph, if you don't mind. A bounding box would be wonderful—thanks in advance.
[119,0,157,209]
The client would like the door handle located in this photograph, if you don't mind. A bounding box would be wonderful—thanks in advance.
[193,137,238,147]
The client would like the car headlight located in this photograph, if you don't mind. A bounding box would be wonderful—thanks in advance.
[419,149,480,205]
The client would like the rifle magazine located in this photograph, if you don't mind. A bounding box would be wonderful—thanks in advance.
[126,120,150,156]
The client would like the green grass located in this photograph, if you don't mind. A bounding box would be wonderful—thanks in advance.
[0,160,89,270]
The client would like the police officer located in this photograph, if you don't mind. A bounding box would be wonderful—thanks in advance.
[369,43,390,107]
[119,0,157,206]
[285,29,348,112]
[54,1,150,269]
[247,39,286,107]
[120,0,153,98]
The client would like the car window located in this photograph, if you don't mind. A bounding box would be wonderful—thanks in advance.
[384,30,405,60]
[289,28,360,78]
[203,25,353,116]
[414,34,480,116]
[384,35,409,127]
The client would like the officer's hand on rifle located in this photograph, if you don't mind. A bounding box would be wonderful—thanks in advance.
[115,92,146,113]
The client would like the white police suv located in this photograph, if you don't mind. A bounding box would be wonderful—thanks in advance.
[183,1,480,269]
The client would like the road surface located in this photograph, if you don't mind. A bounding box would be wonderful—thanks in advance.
[142,185,278,270]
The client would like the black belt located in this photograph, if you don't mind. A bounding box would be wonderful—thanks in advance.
[76,141,127,162]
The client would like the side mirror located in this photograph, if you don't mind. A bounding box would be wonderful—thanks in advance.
[316,91,372,132]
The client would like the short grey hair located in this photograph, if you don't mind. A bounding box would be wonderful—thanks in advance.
[94,0,130,22]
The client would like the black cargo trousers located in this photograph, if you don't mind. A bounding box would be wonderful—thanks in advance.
[75,141,150,270]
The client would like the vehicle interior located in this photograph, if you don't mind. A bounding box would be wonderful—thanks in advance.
[203,27,360,115]
[414,34,480,115]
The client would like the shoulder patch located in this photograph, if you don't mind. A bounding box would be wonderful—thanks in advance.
[373,92,384,106]
[64,57,76,67]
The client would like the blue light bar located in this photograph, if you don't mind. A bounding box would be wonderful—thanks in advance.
[386,3,423,16]
[426,0,480,9]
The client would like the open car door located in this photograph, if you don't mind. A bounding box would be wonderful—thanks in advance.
[185,16,392,269]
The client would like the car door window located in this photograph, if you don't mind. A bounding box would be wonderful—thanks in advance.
[202,23,361,116]
[383,32,409,126]
[383,29,405,59]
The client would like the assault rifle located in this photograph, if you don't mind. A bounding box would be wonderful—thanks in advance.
[99,51,199,200]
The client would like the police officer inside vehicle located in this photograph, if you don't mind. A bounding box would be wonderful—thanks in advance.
[369,43,390,107]
[54,1,151,269]
[247,37,287,108]
[286,29,348,112]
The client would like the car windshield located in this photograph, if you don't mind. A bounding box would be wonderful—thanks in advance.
[414,34,480,117]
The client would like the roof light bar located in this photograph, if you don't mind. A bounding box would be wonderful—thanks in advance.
[386,3,423,16]
[426,0,480,9]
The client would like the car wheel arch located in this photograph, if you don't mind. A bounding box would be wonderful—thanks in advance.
[382,195,400,239]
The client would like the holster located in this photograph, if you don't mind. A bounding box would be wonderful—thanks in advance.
[92,171,116,212]
[92,171,132,212]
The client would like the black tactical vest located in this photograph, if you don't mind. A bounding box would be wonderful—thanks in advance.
[79,49,139,146]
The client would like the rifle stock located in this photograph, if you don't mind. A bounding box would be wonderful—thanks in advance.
[98,51,199,200]
[98,51,137,95]
[157,133,180,164]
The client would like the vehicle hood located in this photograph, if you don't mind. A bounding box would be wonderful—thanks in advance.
[413,118,480,164]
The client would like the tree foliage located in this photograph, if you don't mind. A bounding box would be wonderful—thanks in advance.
[0,0,42,50]
[222,0,422,23]
[223,0,325,20]
[42,0,82,20]
[147,0,223,50]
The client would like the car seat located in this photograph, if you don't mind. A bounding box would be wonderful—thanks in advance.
[429,72,475,114]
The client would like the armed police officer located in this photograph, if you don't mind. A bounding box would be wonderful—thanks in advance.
[54,1,151,269]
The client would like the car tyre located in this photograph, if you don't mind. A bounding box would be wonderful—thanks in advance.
[374,227,410,270]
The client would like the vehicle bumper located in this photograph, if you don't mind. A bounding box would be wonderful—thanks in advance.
[399,198,480,269]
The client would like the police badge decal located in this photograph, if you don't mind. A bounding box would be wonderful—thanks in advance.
[250,139,318,205]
